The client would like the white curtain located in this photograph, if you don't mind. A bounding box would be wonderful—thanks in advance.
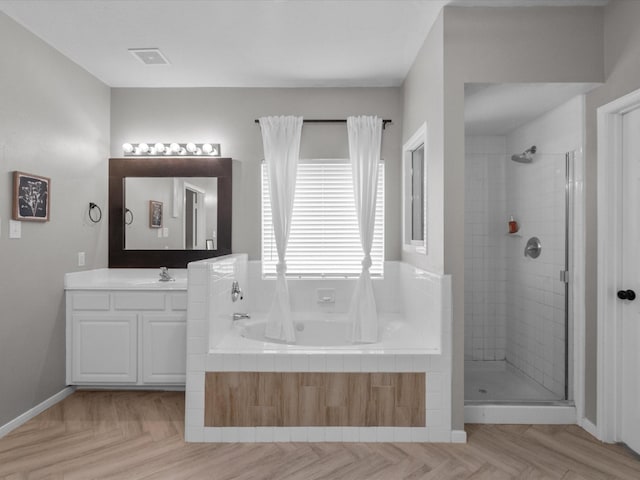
[346,115,382,343]
[259,115,303,342]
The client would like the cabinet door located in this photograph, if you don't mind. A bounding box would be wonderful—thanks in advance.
[71,313,137,383]
[142,313,187,384]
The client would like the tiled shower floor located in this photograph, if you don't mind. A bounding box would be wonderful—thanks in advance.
[464,360,562,402]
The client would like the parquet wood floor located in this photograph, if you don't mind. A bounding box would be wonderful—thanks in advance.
[1,391,639,479]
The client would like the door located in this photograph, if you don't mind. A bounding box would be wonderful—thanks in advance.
[72,313,137,383]
[142,313,187,384]
[620,106,640,453]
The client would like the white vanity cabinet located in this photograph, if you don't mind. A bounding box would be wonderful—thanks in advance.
[65,277,188,387]
[71,311,138,383]
[141,313,187,384]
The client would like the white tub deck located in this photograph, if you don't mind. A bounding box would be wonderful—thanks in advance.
[211,313,440,355]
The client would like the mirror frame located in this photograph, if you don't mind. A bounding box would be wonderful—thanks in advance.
[109,157,232,268]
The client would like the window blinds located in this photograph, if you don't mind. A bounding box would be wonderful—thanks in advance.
[262,160,384,277]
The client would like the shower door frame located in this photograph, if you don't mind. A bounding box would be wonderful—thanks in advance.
[463,146,587,424]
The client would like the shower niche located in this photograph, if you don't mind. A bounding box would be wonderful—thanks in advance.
[463,82,594,407]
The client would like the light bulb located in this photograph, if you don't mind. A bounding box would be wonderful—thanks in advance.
[179,147,187,155]
[154,143,165,153]
[122,142,134,153]
[186,142,197,153]
[170,142,180,153]
[139,143,149,153]
[202,143,213,154]
[135,146,142,155]
[149,146,157,155]
[212,146,219,156]
[195,147,202,155]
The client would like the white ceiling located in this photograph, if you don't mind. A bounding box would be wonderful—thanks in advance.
[0,0,608,88]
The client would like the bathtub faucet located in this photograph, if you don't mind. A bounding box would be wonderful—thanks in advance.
[232,313,250,321]
[158,267,174,282]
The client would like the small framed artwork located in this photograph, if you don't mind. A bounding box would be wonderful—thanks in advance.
[13,171,50,222]
[149,200,163,228]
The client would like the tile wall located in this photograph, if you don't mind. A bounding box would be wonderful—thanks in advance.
[464,136,507,361]
[504,152,566,397]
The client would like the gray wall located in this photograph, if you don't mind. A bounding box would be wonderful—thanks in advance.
[401,12,445,274]
[110,88,403,262]
[0,12,110,427]
[584,0,640,423]
[404,6,604,429]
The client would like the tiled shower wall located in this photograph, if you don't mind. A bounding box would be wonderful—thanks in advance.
[503,151,566,397]
[464,136,507,361]
[504,96,583,398]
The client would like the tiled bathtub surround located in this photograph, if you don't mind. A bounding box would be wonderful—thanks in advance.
[185,255,456,443]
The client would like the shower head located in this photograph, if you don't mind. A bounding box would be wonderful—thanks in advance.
[511,145,537,163]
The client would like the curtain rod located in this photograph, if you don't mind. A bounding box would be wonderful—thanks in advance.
[254,119,392,129]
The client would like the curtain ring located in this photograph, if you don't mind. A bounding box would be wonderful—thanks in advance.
[124,208,134,225]
[88,202,102,223]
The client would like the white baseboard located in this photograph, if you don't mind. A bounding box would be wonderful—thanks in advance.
[451,429,467,443]
[580,417,599,439]
[465,405,576,424]
[0,386,76,438]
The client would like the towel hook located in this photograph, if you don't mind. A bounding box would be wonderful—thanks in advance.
[88,202,102,223]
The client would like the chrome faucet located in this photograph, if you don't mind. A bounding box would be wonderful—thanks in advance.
[231,280,243,302]
[158,266,174,282]
[232,312,251,321]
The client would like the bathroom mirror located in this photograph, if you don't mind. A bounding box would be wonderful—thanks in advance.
[124,177,218,250]
[109,157,232,268]
[402,123,428,254]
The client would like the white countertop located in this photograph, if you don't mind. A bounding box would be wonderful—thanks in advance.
[64,268,188,290]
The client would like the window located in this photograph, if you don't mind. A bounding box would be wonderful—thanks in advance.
[411,144,425,242]
[262,159,384,277]
[403,123,427,254]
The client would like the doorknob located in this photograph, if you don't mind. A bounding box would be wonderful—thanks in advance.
[617,289,636,301]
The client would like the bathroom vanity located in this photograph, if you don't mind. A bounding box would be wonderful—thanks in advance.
[65,268,188,387]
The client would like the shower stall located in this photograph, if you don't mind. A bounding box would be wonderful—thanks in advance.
[463,84,587,410]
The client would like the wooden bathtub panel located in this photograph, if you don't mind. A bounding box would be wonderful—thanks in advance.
[325,373,348,407]
[205,372,426,427]
[282,373,299,426]
[348,373,369,426]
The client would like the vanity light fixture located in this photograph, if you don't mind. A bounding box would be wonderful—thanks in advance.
[121,142,221,157]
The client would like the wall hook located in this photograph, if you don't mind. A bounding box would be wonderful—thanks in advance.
[88,202,102,223]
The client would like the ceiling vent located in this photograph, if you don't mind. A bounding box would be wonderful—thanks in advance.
[129,48,170,66]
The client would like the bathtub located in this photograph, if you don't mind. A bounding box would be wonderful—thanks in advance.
[185,255,459,443]
[215,312,438,354]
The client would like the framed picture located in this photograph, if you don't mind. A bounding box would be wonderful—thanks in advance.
[149,200,163,228]
[12,171,50,222]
